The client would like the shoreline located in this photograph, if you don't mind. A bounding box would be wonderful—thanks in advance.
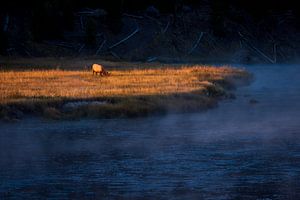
[0,65,253,122]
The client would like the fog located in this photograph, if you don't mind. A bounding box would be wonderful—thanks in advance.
[1,64,300,199]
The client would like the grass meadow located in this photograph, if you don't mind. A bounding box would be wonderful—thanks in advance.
[0,60,252,120]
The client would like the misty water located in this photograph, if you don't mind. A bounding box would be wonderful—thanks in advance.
[1,65,300,199]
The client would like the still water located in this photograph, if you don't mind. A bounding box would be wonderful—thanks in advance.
[1,65,300,199]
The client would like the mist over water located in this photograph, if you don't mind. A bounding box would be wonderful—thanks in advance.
[1,65,300,199]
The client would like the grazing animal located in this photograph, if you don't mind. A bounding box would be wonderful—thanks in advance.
[92,64,109,76]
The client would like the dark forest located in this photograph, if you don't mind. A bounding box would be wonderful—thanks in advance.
[0,0,299,62]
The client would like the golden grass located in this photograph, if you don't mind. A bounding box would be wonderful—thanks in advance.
[0,66,247,101]
[0,65,252,120]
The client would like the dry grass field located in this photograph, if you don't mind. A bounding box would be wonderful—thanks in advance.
[0,64,252,120]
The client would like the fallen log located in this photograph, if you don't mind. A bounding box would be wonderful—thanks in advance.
[144,15,162,26]
[80,16,85,30]
[109,27,140,49]
[3,15,9,32]
[78,44,85,53]
[205,34,218,51]
[273,43,277,64]
[147,56,158,62]
[123,13,144,19]
[188,32,204,54]
[239,32,277,64]
[20,44,32,57]
[44,41,74,49]
[6,48,15,56]
[110,51,121,59]
[95,40,106,55]
[162,17,171,34]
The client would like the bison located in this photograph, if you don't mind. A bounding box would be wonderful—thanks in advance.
[92,64,109,76]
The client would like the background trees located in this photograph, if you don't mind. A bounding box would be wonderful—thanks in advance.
[0,0,298,55]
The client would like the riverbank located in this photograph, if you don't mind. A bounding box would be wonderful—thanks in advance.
[0,64,252,121]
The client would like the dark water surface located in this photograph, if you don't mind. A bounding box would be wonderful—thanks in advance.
[1,65,300,199]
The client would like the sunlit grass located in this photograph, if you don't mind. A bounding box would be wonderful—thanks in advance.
[0,66,247,101]
[0,65,252,120]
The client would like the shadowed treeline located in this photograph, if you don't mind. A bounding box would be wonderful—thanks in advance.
[0,0,299,55]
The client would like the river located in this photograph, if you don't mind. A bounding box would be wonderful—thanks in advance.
[1,65,300,199]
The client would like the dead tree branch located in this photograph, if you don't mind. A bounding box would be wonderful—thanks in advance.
[110,51,121,59]
[3,15,9,31]
[78,44,85,54]
[188,32,204,54]
[6,48,15,56]
[144,15,162,26]
[109,27,140,49]
[20,44,32,57]
[239,32,277,64]
[80,16,84,30]
[44,41,74,49]
[205,34,217,51]
[162,17,171,34]
[273,43,277,63]
[123,13,144,19]
[147,56,158,62]
[95,40,106,55]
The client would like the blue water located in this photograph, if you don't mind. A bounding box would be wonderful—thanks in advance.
[1,65,300,199]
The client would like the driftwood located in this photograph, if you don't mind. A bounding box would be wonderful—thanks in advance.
[188,32,204,54]
[239,32,277,64]
[109,27,140,49]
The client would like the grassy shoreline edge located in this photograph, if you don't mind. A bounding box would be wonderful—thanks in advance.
[0,65,253,121]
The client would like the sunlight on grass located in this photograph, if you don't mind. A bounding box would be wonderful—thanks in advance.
[0,66,248,101]
[0,65,252,120]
